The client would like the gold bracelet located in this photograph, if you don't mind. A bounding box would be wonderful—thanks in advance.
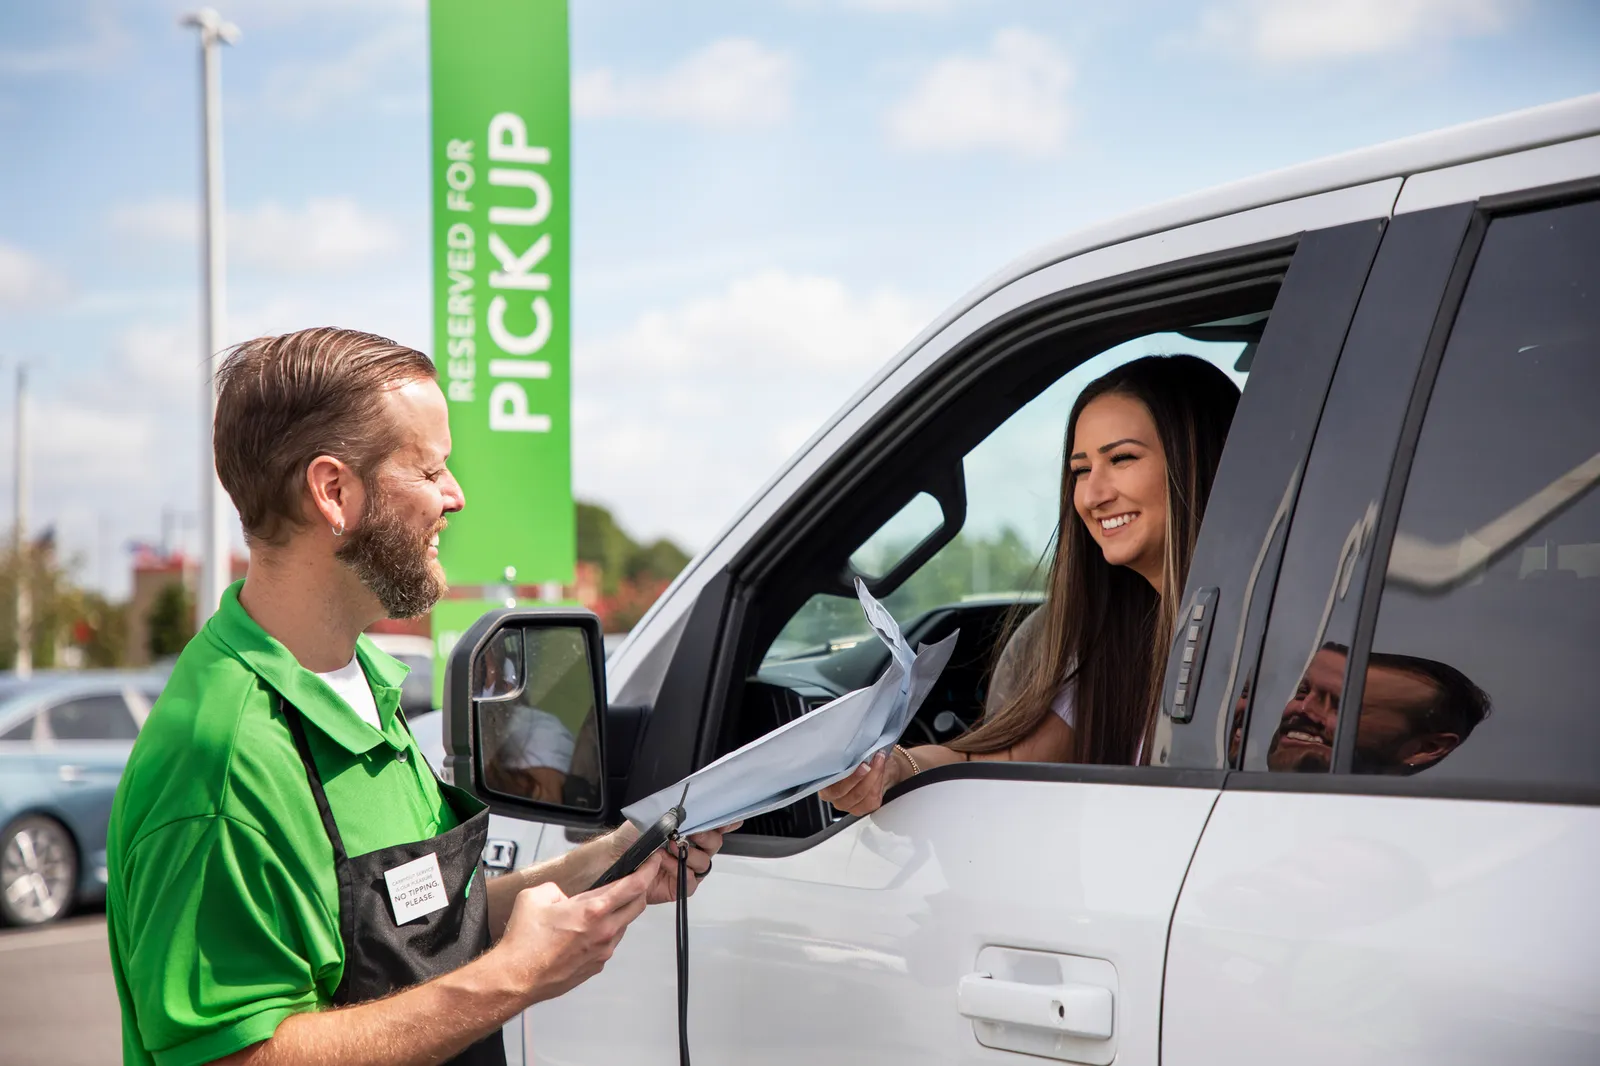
[893,744,921,776]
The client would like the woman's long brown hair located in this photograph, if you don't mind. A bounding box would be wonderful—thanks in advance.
[949,354,1239,764]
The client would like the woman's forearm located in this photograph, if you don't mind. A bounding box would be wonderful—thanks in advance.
[904,744,964,771]
[897,741,1013,778]
[899,714,1074,782]
[884,744,969,791]
[825,716,1075,816]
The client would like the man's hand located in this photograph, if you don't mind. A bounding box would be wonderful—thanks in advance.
[601,820,743,904]
[492,855,659,1006]
[217,859,663,1066]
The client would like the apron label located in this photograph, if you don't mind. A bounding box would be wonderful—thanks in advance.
[384,853,450,925]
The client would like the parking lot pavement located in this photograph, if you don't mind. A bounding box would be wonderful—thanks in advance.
[0,915,121,1066]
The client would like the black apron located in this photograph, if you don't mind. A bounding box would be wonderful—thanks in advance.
[283,699,507,1066]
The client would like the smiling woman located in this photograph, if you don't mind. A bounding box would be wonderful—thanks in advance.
[818,352,1241,816]
[1069,393,1171,588]
[955,356,1240,764]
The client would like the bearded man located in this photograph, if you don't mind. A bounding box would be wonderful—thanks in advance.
[106,328,731,1066]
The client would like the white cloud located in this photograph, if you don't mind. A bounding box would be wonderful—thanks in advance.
[42,321,200,470]
[226,0,424,23]
[17,265,436,597]
[1196,0,1511,63]
[0,241,69,310]
[109,199,195,243]
[0,9,130,77]
[30,272,912,593]
[32,396,160,486]
[886,28,1072,157]
[261,20,425,118]
[116,321,207,393]
[844,0,960,10]
[234,199,405,272]
[574,39,796,128]
[21,321,203,586]
[573,271,930,549]
[788,0,960,11]
[111,197,404,274]
[18,289,421,596]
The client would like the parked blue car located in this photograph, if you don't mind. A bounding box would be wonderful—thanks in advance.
[0,671,167,926]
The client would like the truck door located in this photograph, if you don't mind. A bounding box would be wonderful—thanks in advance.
[521,186,1392,1064]
[1163,159,1600,1063]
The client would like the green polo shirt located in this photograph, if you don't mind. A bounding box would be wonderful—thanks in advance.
[107,582,466,1066]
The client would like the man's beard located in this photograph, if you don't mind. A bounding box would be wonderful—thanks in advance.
[336,492,448,619]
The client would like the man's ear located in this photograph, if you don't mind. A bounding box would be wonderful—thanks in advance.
[305,455,366,535]
[1402,732,1461,772]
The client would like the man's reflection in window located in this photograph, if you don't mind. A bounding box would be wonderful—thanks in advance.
[1228,674,1252,768]
[1267,643,1491,774]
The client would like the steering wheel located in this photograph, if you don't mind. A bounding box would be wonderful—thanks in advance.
[905,716,941,747]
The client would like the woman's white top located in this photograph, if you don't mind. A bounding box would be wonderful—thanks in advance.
[985,609,1146,764]
[986,609,1078,726]
[1048,684,1078,727]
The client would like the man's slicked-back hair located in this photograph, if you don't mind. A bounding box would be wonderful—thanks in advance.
[214,327,436,548]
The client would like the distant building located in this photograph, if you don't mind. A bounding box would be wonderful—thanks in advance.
[126,548,247,667]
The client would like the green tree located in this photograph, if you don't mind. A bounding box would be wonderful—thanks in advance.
[76,593,128,668]
[0,538,91,669]
[882,525,1044,621]
[769,526,1047,656]
[576,501,635,596]
[576,501,691,597]
[626,538,691,585]
[147,582,195,660]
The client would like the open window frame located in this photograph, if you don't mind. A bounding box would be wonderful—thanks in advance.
[698,241,1300,848]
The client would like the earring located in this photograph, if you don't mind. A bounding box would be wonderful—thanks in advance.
[332,522,345,537]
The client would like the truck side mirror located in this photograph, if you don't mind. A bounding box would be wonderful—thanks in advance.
[442,608,609,828]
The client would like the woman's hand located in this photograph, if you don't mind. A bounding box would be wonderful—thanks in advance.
[817,749,909,816]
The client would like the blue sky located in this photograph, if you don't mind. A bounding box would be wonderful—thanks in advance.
[1,0,1597,597]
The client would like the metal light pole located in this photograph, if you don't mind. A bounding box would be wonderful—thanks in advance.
[13,366,30,679]
[182,8,239,623]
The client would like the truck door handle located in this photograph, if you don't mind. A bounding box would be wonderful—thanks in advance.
[58,764,87,783]
[957,973,1114,1040]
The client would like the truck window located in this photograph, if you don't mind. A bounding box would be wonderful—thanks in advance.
[750,326,1254,791]
[764,332,1251,673]
[1353,198,1600,787]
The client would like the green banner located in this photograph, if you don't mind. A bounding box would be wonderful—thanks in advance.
[428,0,573,590]
[428,0,573,704]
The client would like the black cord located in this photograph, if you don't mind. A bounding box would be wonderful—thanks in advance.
[675,837,691,1066]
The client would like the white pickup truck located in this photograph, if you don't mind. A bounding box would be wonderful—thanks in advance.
[443,92,1600,1066]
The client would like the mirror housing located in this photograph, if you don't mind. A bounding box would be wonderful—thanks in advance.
[442,607,611,829]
